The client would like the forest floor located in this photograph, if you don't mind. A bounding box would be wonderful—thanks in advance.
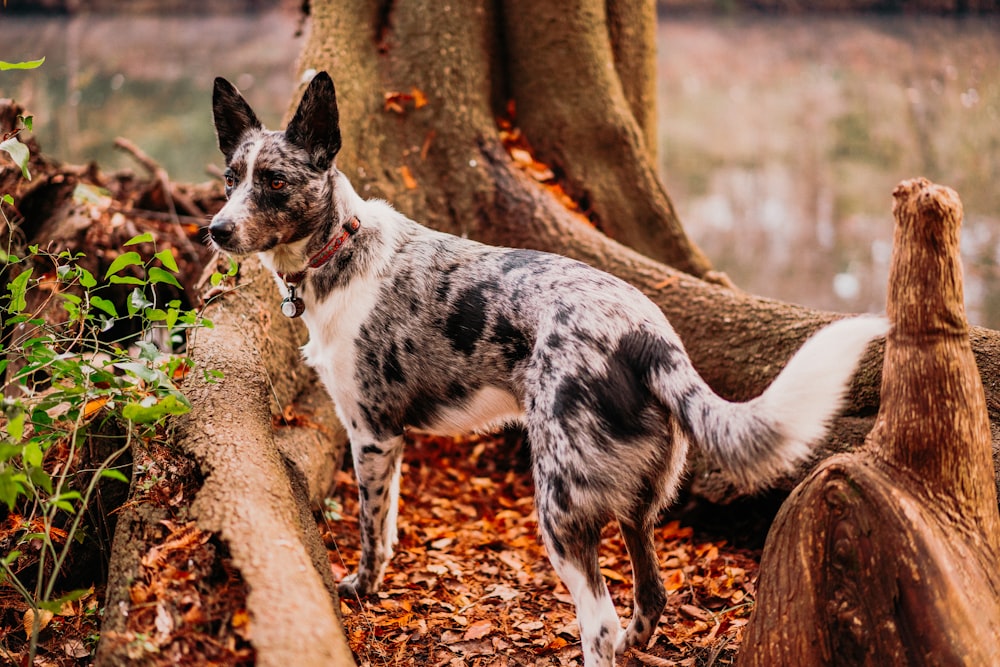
[328,431,766,667]
[1,429,766,667]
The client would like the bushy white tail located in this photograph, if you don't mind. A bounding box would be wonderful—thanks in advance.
[653,316,889,489]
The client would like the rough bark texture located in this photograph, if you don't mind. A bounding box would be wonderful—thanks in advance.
[738,179,1000,666]
[170,259,352,666]
[96,256,354,666]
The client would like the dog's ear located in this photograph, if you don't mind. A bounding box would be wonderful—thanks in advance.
[213,77,262,162]
[285,71,341,171]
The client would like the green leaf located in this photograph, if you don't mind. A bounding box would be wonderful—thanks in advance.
[114,361,159,384]
[124,232,155,246]
[145,308,167,322]
[100,469,130,484]
[154,249,178,272]
[7,269,32,312]
[0,58,45,70]
[108,275,145,286]
[6,411,25,441]
[2,193,13,206]
[90,296,119,318]
[77,267,97,288]
[104,251,143,279]
[0,472,24,511]
[20,116,33,133]
[0,136,31,180]
[147,266,182,289]
[135,341,159,362]
[39,589,92,614]
[129,288,153,315]
[165,308,179,330]
[27,466,52,494]
[122,394,190,424]
[22,441,43,468]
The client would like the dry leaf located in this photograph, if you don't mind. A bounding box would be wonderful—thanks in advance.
[24,608,54,637]
[82,396,109,418]
[463,619,493,641]
[400,166,418,190]
[412,88,428,109]
[64,638,89,659]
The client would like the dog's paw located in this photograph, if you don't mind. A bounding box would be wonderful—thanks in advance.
[338,571,377,599]
[614,617,655,655]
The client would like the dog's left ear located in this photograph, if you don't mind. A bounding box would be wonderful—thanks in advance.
[285,71,342,171]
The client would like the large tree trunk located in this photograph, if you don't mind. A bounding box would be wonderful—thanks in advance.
[293,0,1000,501]
[738,179,1000,665]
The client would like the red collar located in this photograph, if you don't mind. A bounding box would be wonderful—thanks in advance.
[278,216,360,285]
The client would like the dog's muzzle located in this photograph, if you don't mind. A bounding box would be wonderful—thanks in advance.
[208,217,237,249]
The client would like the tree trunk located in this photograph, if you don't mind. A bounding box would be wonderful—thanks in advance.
[738,179,1000,666]
[293,0,999,502]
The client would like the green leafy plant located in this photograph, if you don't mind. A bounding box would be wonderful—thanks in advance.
[1,231,213,661]
[0,58,43,183]
[1,55,214,662]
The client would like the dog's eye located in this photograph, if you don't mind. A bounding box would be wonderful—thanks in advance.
[270,178,286,191]
[224,173,235,188]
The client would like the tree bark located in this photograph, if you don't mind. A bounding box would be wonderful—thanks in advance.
[97,257,354,666]
[738,179,1000,666]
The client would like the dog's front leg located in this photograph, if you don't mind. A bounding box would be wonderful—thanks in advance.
[339,435,404,598]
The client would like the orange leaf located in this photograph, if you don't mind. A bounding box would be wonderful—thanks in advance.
[664,569,685,592]
[463,619,493,641]
[400,166,418,190]
[82,396,109,419]
[412,87,428,109]
[600,567,627,583]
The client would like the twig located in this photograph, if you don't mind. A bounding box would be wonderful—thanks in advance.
[113,137,204,219]
[629,648,677,666]
[113,137,203,263]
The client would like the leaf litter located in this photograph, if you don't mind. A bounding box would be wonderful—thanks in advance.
[325,429,761,666]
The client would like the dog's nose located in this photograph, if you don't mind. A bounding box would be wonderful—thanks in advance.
[209,217,236,246]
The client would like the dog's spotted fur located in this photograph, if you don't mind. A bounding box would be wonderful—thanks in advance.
[209,72,888,667]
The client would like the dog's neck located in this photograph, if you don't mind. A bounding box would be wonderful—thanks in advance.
[277,216,361,285]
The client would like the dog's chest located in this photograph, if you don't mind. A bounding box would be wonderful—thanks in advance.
[299,274,382,399]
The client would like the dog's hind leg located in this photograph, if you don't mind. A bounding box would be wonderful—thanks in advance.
[537,503,620,667]
[616,517,666,653]
[339,435,404,598]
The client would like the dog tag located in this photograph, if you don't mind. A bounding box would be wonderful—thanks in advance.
[281,285,305,318]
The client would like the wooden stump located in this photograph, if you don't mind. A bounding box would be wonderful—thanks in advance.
[738,179,1000,666]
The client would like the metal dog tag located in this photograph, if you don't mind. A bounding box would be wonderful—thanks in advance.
[281,285,305,318]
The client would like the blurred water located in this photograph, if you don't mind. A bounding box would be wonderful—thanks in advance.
[658,16,1000,326]
[3,12,999,326]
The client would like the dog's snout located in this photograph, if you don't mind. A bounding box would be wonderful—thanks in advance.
[209,217,236,246]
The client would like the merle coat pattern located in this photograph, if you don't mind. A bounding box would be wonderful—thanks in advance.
[209,72,888,667]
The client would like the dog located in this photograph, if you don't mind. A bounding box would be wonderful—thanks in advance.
[208,71,887,667]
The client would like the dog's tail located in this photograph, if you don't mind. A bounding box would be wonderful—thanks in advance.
[652,316,889,490]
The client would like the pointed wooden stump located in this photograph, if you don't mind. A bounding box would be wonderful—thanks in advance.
[738,179,1000,666]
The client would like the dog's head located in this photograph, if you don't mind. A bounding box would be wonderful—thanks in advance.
[208,72,342,256]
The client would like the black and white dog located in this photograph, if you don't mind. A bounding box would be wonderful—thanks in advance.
[209,71,886,666]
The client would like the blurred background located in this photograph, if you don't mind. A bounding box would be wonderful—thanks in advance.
[3,2,999,326]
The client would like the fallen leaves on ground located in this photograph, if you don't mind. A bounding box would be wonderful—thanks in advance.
[324,430,761,666]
